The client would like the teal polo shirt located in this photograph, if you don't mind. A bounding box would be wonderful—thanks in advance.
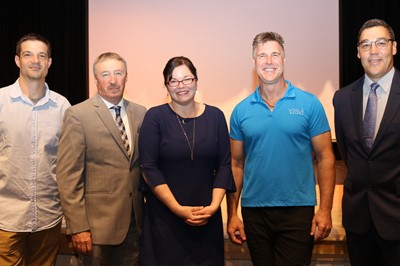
[230,81,330,207]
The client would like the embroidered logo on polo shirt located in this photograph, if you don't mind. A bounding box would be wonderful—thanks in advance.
[288,108,304,115]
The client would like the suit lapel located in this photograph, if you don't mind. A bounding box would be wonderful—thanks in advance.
[93,94,130,159]
[374,70,400,148]
[350,77,365,148]
[124,100,136,159]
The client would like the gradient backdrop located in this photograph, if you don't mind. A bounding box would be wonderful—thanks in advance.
[89,0,339,135]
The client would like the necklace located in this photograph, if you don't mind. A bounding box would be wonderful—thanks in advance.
[176,114,195,160]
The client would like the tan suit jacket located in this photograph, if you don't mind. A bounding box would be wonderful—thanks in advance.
[57,94,146,245]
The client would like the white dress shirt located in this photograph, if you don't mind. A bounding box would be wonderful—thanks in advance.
[0,79,71,232]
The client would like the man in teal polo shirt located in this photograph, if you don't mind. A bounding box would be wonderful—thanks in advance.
[226,31,336,266]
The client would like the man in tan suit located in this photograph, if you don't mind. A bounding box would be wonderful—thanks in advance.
[57,52,146,265]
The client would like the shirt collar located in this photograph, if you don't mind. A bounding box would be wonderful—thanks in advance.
[251,80,296,103]
[99,96,124,110]
[364,67,395,94]
[10,79,54,105]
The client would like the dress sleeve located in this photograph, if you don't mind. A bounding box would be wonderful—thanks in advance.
[213,108,236,192]
[139,108,167,189]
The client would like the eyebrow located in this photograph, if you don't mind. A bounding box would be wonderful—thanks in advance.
[359,37,390,42]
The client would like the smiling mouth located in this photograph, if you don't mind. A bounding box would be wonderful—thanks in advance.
[176,91,189,95]
[369,57,381,63]
[263,65,276,71]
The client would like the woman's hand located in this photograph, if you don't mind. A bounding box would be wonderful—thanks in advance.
[175,206,211,226]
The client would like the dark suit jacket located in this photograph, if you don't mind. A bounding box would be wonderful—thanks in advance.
[57,94,146,245]
[333,68,400,240]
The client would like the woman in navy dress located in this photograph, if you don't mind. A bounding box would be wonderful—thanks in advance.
[138,56,236,265]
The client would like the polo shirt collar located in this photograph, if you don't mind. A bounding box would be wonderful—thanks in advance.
[251,80,296,104]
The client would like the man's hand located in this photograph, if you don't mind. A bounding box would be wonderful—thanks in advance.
[71,231,93,255]
[227,215,246,245]
[311,208,332,241]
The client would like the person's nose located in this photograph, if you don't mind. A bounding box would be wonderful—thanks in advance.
[31,55,40,63]
[109,74,117,84]
[178,81,186,88]
[369,42,379,54]
[265,55,273,64]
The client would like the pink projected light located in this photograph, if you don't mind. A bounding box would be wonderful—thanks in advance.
[89,0,339,138]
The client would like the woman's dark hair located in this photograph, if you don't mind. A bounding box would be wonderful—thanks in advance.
[163,56,198,86]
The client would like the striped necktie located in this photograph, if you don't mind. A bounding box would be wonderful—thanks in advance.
[362,83,379,150]
[112,106,131,157]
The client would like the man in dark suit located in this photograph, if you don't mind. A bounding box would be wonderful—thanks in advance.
[333,19,400,266]
[57,52,146,265]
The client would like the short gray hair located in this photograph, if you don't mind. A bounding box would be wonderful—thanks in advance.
[252,32,285,58]
[93,52,128,76]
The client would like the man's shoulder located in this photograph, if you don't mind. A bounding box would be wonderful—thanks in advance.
[64,98,95,116]
[48,89,71,106]
[0,83,13,90]
[291,86,318,101]
[125,99,147,113]
[0,84,12,96]
[0,81,17,96]
[70,97,93,108]
[335,76,364,99]
[234,91,256,109]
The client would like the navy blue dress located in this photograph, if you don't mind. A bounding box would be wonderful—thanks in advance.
[138,104,235,266]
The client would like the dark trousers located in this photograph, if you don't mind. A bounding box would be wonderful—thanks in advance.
[242,206,314,266]
[346,226,400,266]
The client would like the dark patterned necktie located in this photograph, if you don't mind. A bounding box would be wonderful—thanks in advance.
[112,106,131,157]
[362,83,379,149]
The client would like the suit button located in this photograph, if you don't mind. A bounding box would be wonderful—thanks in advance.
[129,192,133,197]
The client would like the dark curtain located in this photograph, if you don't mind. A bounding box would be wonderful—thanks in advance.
[339,0,400,87]
[0,0,88,105]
